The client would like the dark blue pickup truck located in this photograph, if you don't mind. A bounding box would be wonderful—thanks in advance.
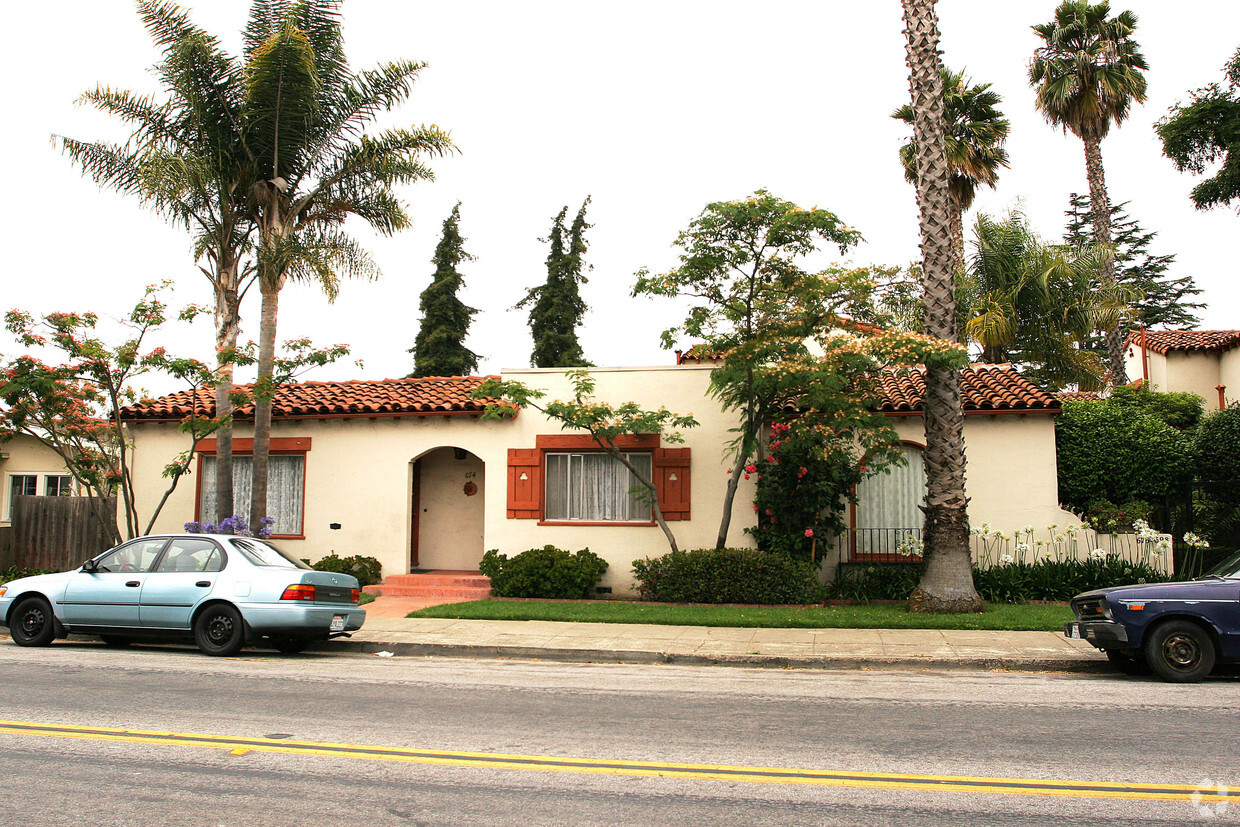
[1065,550,1240,682]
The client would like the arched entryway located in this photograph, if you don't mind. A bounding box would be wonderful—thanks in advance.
[409,447,485,572]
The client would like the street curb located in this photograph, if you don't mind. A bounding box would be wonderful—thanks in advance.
[332,638,1112,673]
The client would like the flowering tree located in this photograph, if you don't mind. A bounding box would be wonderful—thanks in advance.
[746,331,969,561]
[0,284,219,543]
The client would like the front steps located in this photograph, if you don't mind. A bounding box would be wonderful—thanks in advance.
[363,570,492,601]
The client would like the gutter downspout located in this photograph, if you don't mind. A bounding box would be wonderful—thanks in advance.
[1140,325,1149,387]
[1217,384,1226,411]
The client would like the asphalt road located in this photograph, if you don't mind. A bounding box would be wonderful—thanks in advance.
[1,640,1238,826]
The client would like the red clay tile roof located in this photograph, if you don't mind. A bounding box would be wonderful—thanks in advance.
[1126,329,1240,355]
[120,376,504,421]
[1053,390,1102,402]
[876,364,1060,414]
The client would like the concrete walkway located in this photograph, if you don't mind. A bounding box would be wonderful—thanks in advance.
[344,596,1107,672]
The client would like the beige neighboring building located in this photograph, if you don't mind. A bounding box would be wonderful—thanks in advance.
[119,362,1078,596]
[1124,329,1240,410]
[1,434,77,526]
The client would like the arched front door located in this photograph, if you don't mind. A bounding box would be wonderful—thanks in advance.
[410,447,485,571]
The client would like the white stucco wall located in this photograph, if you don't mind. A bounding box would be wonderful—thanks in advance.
[126,366,1077,596]
[1163,351,1221,403]
[1220,350,1240,407]
[886,414,1079,534]
[126,366,760,595]
[1,434,77,525]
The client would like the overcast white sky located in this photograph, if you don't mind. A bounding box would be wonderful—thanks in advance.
[2,1,1238,393]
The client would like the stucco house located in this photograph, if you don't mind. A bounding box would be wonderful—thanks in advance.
[1124,329,1240,410]
[1,433,78,527]
[119,361,1079,595]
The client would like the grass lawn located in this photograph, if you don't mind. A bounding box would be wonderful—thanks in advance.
[409,600,1073,631]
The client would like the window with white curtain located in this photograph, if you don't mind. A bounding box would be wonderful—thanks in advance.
[198,454,305,535]
[544,452,653,522]
[855,444,925,533]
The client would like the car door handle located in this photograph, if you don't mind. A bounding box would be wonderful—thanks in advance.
[196,581,212,588]
[125,581,141,587]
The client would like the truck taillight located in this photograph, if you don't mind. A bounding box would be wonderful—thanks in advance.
[280,584,316,601]
[351,589,360,603]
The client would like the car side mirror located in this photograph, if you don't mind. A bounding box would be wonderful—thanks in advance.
[81,559,98,573]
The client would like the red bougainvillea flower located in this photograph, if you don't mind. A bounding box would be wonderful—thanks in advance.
[744,464,757,473]
[804,529,814,538]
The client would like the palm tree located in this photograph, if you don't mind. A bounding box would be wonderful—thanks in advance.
[900,0,982,613]
[59,0,257,522]
[894,68,1010,277]
[960,212,1116,391]
[241,0,453,529]
[1029,0,1148,386]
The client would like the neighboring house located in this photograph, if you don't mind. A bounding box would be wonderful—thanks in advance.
[0,433,77,526]
[1124,329,1240,410]
[119,361,1079,595]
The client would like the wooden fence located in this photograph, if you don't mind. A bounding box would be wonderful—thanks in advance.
[8,496,117,572]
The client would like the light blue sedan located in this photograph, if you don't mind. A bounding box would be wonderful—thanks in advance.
[0,534,366,656]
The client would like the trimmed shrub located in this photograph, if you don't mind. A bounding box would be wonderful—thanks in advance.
[311,553,382,588]
[631,548,820,604]
[1056,399,1193,512]
[1107,385,1204,430]
[1193,403,1240,550]
[1082,499,1154,533]
[481,546,608,599]
[824,564,921,602]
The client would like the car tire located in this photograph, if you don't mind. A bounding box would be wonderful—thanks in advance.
[10,596,56,647]
[1143,620,1216,683]
[1104,649,1151,676]
[193,604,245,657]
[100,635,134,648]
[272,637,314,655]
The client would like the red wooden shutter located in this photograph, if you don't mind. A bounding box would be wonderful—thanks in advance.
[507,448,542,518]
[653,448,691,521]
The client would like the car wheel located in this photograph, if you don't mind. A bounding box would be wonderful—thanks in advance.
[1144,620,1216,683]
[1104,649,1151,676]
[272,637,314,654]
[10,597,56,647]
[193,604,245,657]
[100,635,134,648]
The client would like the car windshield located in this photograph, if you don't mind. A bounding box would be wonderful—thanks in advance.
[230,538,312,570]
[1198,549,1240,580]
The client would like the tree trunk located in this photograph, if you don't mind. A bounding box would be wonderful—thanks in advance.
[1083,135,1128,386]
[947,189,965,280]
[213,279,241,522]
[250,282,279,533]
[901,0,982,613]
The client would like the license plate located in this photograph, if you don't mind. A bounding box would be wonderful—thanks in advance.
[330,615,346,632]
[1066,623,1081,640]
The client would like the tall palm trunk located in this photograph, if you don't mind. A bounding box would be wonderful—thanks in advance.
[947,188,966,280]
[250,279,280,532]
[901,0,982,614]
[213,263,242,522]
[1083,134,1128,385]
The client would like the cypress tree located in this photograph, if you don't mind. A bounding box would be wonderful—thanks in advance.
[1063,194,1204,344]
[518,197,592,367]
[409,203,480,377]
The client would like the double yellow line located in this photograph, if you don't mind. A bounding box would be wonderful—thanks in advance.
[0,719,1229,803]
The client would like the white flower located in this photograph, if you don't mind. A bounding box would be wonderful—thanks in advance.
[1015,543,1031,555]
[1036,540,1047,547]
[981,522,993,534]
[1089,548,1107,561]
[1054,534,1066,543]
[999,553,1015,565]
[1066,525,1080,536]
[1183,532,1210,549]
[1022,525,1035,536]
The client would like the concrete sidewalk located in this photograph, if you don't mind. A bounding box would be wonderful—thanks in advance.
[342,598,1108,672]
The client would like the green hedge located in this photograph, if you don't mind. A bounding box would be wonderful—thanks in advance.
[823,558,1170,604]
[480,546,608,599]
[631,548,820,604]
[1056,399,1193,512]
